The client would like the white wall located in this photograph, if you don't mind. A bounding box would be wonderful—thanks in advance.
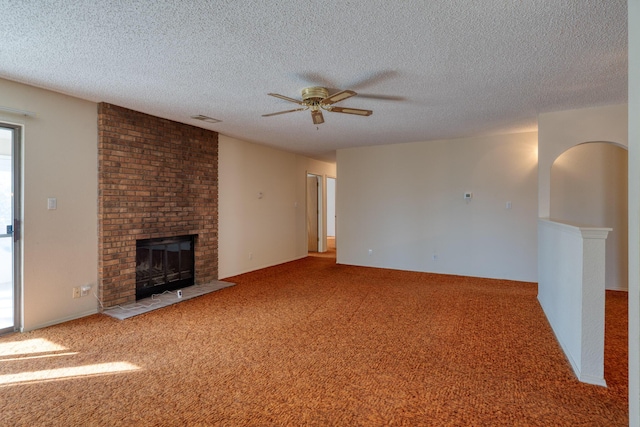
[336,132,538,282]
[0,78,98,331]
[218,135,335,279]
[550,143,628,290]
[628,1,640,424]
[538,219,610,386]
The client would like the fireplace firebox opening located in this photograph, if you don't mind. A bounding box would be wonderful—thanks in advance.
[135,235,195,300]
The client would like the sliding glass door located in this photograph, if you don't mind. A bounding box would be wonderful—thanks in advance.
[0,124,19,334]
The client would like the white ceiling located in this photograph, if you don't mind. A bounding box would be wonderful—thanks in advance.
[0,1,628,162]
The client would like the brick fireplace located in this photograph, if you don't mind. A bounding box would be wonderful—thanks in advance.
[98,103,218,307]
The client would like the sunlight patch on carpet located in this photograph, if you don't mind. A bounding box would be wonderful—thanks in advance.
[0,361,141,387]
[0,338,67,357]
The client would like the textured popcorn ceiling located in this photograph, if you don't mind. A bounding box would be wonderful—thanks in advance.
[0,1,627,161]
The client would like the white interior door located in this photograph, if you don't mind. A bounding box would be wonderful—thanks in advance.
[307,175,319,251]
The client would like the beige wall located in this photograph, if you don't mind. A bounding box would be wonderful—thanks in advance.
[336,132,538,282]
[218,135,335,279]
[550,143,628,290]
[0,78,98,331]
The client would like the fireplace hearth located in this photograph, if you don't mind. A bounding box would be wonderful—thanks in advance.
[136,235,195,300]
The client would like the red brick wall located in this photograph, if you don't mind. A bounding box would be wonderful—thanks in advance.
[98,103,218,307]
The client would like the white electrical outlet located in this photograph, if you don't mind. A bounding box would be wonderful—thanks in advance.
[368,249,373,256]
[81,285,91,297]
[432,254,438,261]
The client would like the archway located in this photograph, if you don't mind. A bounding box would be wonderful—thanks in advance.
[550,141,628,291]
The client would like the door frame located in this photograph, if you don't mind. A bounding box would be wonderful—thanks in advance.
[327,176,336,244]
[0,122,22,334]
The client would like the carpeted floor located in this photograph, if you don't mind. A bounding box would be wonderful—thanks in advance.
[0,254,628,426]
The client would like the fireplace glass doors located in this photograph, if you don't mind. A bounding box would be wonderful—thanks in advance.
[135,235,195,300]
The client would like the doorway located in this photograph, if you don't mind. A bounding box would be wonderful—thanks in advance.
[0,124,20,334]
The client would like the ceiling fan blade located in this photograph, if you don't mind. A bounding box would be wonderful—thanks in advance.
[311,110,324,124]
[330,106,373,116]
[356,93,405,101]
[321,90,357,105]
[295,72,338,90]
[262,107,307,117]
[267,93,304,105]
[346,70,399,90]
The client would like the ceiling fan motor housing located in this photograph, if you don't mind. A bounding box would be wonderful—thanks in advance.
[302,87,329,107]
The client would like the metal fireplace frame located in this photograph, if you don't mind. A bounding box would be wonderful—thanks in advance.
[135,234,195,300]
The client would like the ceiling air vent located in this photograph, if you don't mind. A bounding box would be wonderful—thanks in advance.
[190,115,222,124]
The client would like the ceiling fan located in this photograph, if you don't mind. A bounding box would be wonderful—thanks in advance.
[262,86,373,125]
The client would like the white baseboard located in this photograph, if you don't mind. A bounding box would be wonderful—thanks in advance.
[22,308,99,333]
[219,255,308,280]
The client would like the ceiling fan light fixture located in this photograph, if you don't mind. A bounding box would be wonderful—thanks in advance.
[311,110,324,125]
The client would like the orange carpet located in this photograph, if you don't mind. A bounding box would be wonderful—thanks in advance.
[0,255,627,426]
